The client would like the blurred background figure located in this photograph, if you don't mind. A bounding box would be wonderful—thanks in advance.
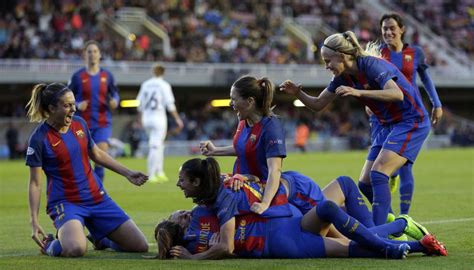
[136,63,184,183]
[294,118,310,153]
[5,121,20,159]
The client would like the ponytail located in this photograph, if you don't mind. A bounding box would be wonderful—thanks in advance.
[323,31,381,58]
[180,157,221,205]
[26,83,48,122]
[233,75,275,117]
[154,220,184,259]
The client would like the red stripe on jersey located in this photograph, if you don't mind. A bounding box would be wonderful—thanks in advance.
[79,72,92,125]
[399,86,425,122]
[399,121,418,155]
[295,192,317,206]
[72,121,103,203]
[243,187,261,206]
[401,47,415,85]
[98,71,108,127]
[270,193,289,206]
[46,130,81,203]
[233,121,246,174]
[245,122,263,178]
[381,47,391,62]
[235,215,267,252]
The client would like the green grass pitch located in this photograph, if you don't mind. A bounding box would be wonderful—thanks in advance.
[1,148,473,269]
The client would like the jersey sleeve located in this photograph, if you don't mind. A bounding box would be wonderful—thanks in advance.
[263,118,286,158]
[415,46,429,72]
[327,76,344,93]
[215,189,241,226]
[163,82,177,111]
[365,57,398,88]
[25,132,43,167]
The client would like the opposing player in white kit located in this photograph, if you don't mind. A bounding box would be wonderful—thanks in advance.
[137,64,184,183]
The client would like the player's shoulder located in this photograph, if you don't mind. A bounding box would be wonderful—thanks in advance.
[28,122,49,144]
[71,67,87,78]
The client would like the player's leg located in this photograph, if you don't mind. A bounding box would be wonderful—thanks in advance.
[87,199,148,252]
[370,149,406,225]
[399,163,414,214]
[57,220,88,257]
[92,127,112,182]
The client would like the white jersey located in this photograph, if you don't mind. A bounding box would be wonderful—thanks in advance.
[136,76,176,127]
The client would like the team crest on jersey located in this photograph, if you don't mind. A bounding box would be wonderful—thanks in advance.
[26,147,35,155]
[404,55,412,62]
[76,130,85,138]
[101,77,107,83]
[81,79,88,83]
[250,134,257,143]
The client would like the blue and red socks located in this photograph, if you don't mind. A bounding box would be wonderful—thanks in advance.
[399,163,414,214]
[371,170,391,225]
[337,176,374,228]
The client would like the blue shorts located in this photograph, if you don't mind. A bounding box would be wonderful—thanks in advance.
[265,214,326,258]
[48,198,129,240]
[283,171,325,214]
[367,119,430,163]
[90,127,112,144]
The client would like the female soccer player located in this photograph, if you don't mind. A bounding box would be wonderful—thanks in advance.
[26,83,148,257]
[153,204,446,259]
[199,75,286,215]
[68,40,120,182]
[359,13,443,215]
[279,31,431,226]
[174,157,435,253]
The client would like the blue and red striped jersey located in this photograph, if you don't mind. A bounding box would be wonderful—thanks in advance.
[68,67,119,129]
[184,205,220,254]
[26,116,108,211]
[327,56,427,124]
[211,180,291,227]
[232,116,286,181]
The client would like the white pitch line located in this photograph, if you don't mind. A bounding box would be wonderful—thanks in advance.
[420,217,474,225]
[1,217,473,258]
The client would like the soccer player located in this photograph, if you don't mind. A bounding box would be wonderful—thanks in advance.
[153,204,447,259]
[68,40,120,182]
[362,13,442,215]
[26,83,148,257]
[279,31,431,226]
[199,75,286,215]
[136,63,184,183]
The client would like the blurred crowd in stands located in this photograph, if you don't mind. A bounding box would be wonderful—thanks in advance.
[2,0,470,63]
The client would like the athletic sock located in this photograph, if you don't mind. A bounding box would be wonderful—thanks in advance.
[45,239,63,257]
[384,239,424,253]
[399,163,414,214]
[315,200,387,252]
[358,181,373,204]
[369,219,407,238]
[99,238,123,252]
[371,170,391,225]
[348,241,384,258]
[337,176,374,228]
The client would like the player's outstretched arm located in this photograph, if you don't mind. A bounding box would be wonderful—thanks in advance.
[28,167,47,249]
[89,144,148,186]
[199,141,236,156]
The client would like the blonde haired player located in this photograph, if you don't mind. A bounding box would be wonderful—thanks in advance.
[137,64,184,183]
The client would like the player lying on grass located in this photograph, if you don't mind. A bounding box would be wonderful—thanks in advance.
[26,83,149,257]
[151,157,446,259]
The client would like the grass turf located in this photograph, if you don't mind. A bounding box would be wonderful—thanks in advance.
[1,147,473,269]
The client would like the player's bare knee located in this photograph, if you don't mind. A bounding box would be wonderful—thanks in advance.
[135,239,149,252]
[62,242,86,257]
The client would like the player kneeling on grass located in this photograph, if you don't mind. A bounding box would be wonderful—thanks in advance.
[151,157,447,259]
[26,83,149,257]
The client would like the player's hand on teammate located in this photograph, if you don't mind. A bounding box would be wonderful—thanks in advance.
[77,100,88,111]
[431,107,443,125]
[199,141,216,156]
[169,245,192,259]
[126,170,148,186]
[250,202,269,214]
[31,221,47,249]
[279,80,302,96]
[227,174,248,191]
[335,86,360,97]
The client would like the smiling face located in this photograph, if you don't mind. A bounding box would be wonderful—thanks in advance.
[168,210,192,229]
[84,43,101,66]
[229,86,253,121]
[48,91,76,129]
[321,47,347,76]
[176,167,200,199]
[381,18,404,49]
